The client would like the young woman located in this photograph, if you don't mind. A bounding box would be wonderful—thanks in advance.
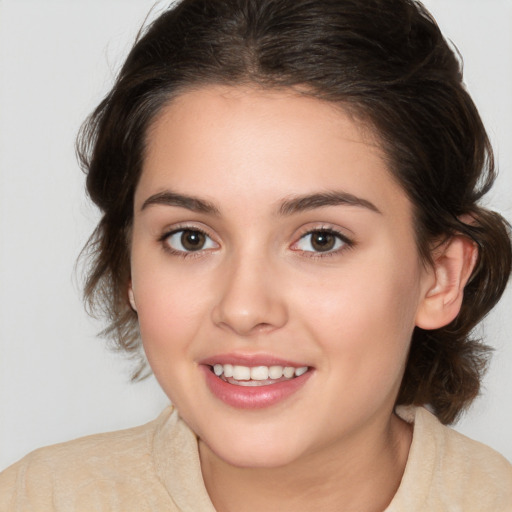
[1,0,511,510]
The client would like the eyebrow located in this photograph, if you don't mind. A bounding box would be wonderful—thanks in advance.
[141,191,220,215]
[278,191,381,216]
[140,189,381,216]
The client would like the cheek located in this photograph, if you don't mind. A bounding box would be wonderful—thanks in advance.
[134,280,211,403]
[131,259,210,362]
[296,250,422,371]
[137,293,201,343]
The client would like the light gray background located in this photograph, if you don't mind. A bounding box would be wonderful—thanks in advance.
[1,0,511,471]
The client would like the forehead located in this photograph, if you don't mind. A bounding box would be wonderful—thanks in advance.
[137,85,410,218]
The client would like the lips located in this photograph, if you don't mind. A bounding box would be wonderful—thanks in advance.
[199,354,313,409]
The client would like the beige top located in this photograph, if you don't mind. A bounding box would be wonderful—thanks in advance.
[1,406,511,511]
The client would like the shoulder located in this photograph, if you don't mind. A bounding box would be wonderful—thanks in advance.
[390,406,512,511]
[432,413,512,509]
[2,408,169,474]
[0,407,176,511]
[416,407,512,489]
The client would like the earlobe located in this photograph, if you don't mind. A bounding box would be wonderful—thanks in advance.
[415,235,478,330]
[128,284,137,312]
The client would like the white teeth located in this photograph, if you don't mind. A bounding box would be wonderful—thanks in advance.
[251,366,269,380]
[283,366,295,378]
[232,365,251,380]
[223,364,233,378]
[295,366,308,377]
[268,365,284,379]
[212,363,309,381]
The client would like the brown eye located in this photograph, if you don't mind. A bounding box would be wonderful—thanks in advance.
[295,229,347,254]
[181,230,206,251]
[164,228,217,253]
[310,232,336,252]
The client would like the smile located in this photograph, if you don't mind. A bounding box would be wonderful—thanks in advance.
[201,360,313,409]
[211,364,309,386]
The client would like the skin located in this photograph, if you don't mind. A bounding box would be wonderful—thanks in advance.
[129,85,459,511]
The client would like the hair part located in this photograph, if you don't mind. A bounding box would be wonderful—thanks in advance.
[78,0,512,423]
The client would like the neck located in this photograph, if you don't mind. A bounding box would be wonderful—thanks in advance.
[199,411,412,512]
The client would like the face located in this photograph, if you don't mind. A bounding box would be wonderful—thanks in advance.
[130,86,432,468]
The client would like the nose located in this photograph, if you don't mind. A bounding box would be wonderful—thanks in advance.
[211,251,288,337]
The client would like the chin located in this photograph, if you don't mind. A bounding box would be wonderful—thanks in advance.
[211,443,302,469]
[199,427,307,469]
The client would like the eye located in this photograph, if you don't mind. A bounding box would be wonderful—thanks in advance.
[164,229,218,253]
[294,229,348,253]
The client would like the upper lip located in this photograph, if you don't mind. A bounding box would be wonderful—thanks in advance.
[199,353,310,368]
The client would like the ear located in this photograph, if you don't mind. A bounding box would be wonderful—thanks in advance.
[128,282,137,312]
[415,235,478,330]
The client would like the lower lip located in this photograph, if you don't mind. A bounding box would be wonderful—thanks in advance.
[201,366,313,409]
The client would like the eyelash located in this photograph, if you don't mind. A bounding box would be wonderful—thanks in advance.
[158,225,354,259]
[159,226,218,259]
[291,227,354,258]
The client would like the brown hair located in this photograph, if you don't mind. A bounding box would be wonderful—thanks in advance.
[78,0,512,424]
